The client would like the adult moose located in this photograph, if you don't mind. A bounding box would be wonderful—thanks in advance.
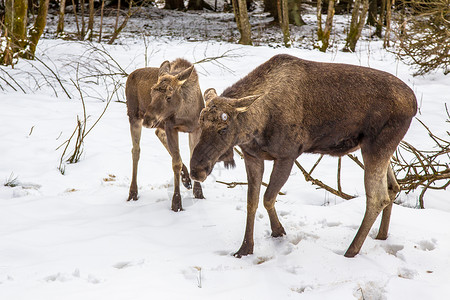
[190,54,417,258]
[126,58,206,212]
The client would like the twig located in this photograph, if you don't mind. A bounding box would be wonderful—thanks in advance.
[216,180,286,196]
[295,159,356,200]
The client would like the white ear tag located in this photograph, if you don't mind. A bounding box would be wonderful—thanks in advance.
[221,113,228,121]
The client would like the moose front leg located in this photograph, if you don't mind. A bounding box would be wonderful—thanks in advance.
[165,127,183,212]
[128,119,143,201]
[155,128,192,190]
[263,159,294,237]
[189,128,204,199]
[234,153,264,258]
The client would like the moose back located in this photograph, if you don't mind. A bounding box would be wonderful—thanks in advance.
[190,54,417,258]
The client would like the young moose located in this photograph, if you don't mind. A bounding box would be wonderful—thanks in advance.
[126,58,206,211]
[190,54,417,258]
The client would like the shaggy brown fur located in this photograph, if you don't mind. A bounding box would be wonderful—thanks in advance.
[191,54,417,257]
[125,58,206,211]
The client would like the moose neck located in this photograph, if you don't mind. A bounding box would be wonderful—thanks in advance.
[235,99,268,146]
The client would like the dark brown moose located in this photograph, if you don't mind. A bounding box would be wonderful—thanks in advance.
[126,58,206,211]
[190,54,417,258]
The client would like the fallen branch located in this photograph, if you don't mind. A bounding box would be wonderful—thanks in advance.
[216,180,286,196]
[294,159,356,200]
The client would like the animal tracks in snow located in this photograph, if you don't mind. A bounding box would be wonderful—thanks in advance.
[112,259,145,269]
[417,239,437,251]
[43,269,101,284]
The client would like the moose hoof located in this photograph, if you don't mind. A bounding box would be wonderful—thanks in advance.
[271,226,286,238]
[193,183,205,199]
[127,191,138,201]
[181,167,192,190]
[344,248,358,258]
[233,243,254,258]
[375,232,388,240]
[171,193,183,212]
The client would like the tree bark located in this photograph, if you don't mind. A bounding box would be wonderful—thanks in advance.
[375,0,385,37]
[26,0,50,58]
[232,0,252,45]
[57,0,67,35]
[344,0,369,52]
[317,0,336,52]
[88,0,95,40]
[5,0,28,51]
[383,0,392,48]
[277,0,291,47]
[367,0,377,26]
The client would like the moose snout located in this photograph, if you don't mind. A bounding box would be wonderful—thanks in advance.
[190,158,212,182]
[190,166,208,182]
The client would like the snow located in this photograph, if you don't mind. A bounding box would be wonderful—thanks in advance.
[1,25,450,299]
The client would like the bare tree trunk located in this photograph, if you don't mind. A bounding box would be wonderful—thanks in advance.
[99,0,105,42]
[344,0,369,52]
[375,0,386,37]
[5,0,28,51]
[367,0,377,26]
[1,0,27,65]
[71,0,81,38]
[57,0,67,35]
[232,0,252,45]
[383,0,393,48]
[80,0,86,38]
[27,0,50,58]
[108,0,133,44]
[317,0,335,52]
[277,0,291,47]
[88,0,94,40]
[317,0,323,39]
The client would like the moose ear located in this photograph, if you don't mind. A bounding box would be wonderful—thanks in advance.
[232,94,262,113]
[158,60,171,77]
[204,88,218,103]
[176,65,194,85]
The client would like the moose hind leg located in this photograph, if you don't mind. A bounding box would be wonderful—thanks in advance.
[128,119,143,201]
[263,159,294,237]
[345,155,391,257]
[376,163,400,240]
[155,128,192,190]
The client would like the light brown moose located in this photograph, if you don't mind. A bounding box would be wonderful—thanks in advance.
[190,54,417,258]
[125,58,206,211]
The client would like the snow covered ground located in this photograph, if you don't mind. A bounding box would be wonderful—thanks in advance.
[1,20,449,300]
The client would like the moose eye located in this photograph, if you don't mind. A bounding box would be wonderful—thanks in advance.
[218,127,228,135]
[166,95,172,102]
[221,113,228,121]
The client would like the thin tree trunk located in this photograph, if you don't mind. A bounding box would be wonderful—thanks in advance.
[80,0,86,38]
[71,0,81,38]
[27,0,50,58]
[5,0,28,51]
[57,0,67,35]
[344,0,369,52]
[317,0,323,40]
[108,0,133,44]
[277,0,291,47]
[375,0,386,37]
[88,0,95,40]
[233,0,252,45]
[367,0,377,26]
[99,0,105,42]
[384,0,393,48]
[318,0,335,52]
